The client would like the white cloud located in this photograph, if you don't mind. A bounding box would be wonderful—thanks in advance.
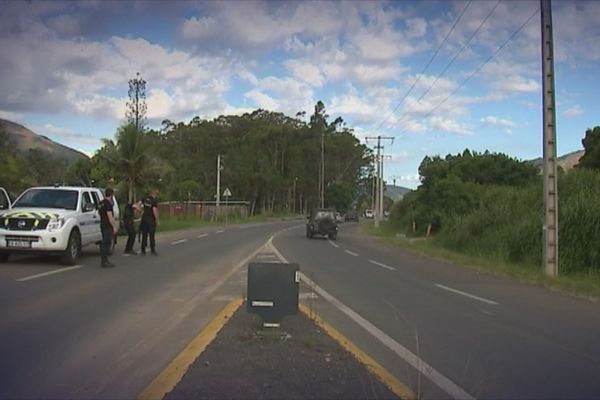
[563,105,583,118]
[481,116,515,128]
[35,123,102,148]
[285,60,326,87]
[0,110,21,121]
[430,116,473,136]
[244,89,279,111]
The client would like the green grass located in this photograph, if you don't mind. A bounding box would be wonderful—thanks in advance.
[155,212,304,232]
[363,222,600,301]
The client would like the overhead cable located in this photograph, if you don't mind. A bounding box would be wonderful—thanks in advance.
[398,6,540,137]
[375,0,472,131]
[389,0,502,132]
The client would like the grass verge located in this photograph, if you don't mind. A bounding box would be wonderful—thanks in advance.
[363,222,600,302]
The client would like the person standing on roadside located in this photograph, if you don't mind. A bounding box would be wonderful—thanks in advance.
[123,200,141,254]
[140,190,160,255]
[99,188,117,267]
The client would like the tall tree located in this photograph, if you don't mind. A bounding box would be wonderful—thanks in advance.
[126,72,147,132]
[578,126,600,170]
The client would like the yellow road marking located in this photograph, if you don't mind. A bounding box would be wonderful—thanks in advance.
[138,298,243,400]
[299,303,416,400]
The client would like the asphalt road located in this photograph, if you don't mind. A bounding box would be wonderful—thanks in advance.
[0,221,296,399]
[273,222,600,399]
[1,219,599,399]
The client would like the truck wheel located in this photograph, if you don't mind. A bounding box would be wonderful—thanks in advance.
[0,252,9,263]
[61,230,81,266]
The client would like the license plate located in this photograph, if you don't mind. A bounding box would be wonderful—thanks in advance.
[7,240,32,248]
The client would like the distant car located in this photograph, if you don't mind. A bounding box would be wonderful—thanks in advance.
[335,212,344,223]
[344,210,359,222]
[0,185,120,265]
[306,208,339,240]
[364,209,374,219]
[0,187,11,211]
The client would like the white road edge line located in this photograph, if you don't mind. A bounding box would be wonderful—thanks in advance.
[434,284,499,306]
[328,240,340,248]
[344,249,359,257]
[368,259,395,271]
[171,239,188,245]
[197,233,208,238]
[268,240,475,400]
[17,265,84,282]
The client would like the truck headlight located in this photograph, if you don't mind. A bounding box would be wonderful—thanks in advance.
[48,218,65,232]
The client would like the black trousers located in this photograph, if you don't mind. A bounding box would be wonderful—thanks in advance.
[140,221,156,252]
[100,226,114,261]
[124,222,136,252]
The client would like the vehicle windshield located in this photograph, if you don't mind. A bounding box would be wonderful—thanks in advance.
[315,211,335,219]
[13,189,78,210]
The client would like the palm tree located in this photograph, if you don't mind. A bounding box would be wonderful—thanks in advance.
[100,124,153,202]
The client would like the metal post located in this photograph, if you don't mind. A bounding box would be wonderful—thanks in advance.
[216,154,221,207]
[541,0,558,277]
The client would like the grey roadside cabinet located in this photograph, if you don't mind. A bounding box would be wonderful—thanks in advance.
[246,262,300,327]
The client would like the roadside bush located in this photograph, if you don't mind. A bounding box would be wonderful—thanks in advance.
[558,168,600,274]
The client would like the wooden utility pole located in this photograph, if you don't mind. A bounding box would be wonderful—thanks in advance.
[541,0,559,277]
[366,136,394,227]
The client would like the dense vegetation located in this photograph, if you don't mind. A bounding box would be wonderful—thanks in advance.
[391,126,600,276]
[0,102,374,214]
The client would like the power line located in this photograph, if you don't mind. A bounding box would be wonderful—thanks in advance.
[375,0,472,132]
[397,6,539,137]
[389,0,502,132]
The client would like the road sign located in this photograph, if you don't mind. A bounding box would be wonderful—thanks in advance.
[223,187,232,197]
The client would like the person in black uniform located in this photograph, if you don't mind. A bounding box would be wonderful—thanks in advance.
[123,200,141,254]
[140,190,160,255]
[99,188,117,267]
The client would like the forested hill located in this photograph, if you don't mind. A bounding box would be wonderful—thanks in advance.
[0,118,88,163]
[0,119,89,193]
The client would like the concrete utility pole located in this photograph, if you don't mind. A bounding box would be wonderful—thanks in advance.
[541,0,559,277]
[216,154,222,207]
[320,124,325,208]
[380,154,392,220]
[366,136,394,228]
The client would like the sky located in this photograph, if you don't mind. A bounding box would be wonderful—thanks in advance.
[1,0,599,189]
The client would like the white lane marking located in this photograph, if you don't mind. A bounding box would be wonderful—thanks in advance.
[434,284,499,306]
[369,259,396,271]
[216,230,225,234]
[344,250,359,257]
[328,240,339,248]
[197,233,208,239]
[269,242,475,400]
[17,265,84,282]
[171,239,188,245]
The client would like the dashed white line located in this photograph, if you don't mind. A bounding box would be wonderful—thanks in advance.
[216,230,225,234]
[328,240,340,248]
[197,233,208,239]
[368,259,396,271]
[300,273,475,400]
[17,265,84,282]
[344,250,359,257]
[434,284,499,305]
[171,239,188,245]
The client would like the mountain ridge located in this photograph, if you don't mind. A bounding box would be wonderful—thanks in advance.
[0,118,88,163]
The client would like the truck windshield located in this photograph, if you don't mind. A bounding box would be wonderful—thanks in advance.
[13,189,78,210]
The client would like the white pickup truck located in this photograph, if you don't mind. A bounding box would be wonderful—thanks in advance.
[0,186,119,265]
[0,187,10,211]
